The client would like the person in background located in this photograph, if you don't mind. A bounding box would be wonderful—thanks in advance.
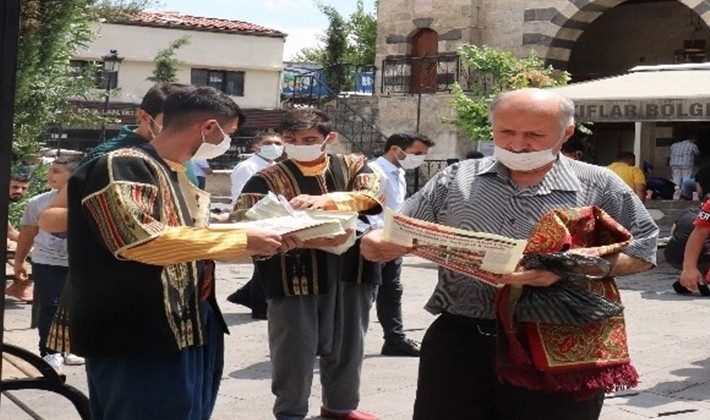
[664,203,710,295]
[6,171,32,302]
[13,156,85,370]
[7,172,30,243]
[607,151,646,202]
[368,133,434,357]
[560,136,585,160]
[227,132,284,319]
[65,86,292,420]
[693,162,710,200]
[678,195,710,296]
[191,157,213,190]
[230,133,284,206]
[360,88,657,420]
[670,135,699,200]
[233,108,384,420]
[679,177,697,201]
[465,150,484,159]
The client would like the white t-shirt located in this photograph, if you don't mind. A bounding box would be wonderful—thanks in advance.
[230,154,273,206]
[21,190,68,266]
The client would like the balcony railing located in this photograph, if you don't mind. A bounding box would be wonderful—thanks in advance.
[381,54,502,95]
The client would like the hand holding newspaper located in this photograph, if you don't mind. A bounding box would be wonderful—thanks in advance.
[212,192,358,254]
[382,208,527,286]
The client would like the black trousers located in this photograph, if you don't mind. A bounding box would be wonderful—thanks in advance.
[375,257,404,342]
[413,314,604,420]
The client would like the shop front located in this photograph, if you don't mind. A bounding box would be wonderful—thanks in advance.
[548,63,710,178]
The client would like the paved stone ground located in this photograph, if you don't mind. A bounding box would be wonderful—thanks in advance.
[4,252,710,419]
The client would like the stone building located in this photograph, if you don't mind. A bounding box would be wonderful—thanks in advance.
[375,0,710,174]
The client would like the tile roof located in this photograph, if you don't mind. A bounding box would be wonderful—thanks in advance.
[118,11,286,38]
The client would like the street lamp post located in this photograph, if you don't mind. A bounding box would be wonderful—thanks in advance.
[99,49,123,142]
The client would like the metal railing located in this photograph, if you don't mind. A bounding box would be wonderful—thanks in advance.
[289,63,387,158]
[406,159,455,195]
[380,54,503,95]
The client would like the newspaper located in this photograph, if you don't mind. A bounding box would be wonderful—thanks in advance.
[213,192,358,254]
[382,208,527,286]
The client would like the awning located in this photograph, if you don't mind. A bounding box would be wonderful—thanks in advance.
[547,63,710,122]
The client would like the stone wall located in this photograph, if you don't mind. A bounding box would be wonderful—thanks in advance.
[375,0,710,161]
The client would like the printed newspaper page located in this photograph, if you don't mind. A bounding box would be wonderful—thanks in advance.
[382,208,527,285]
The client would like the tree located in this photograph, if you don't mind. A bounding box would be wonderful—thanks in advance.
[13,0,157,163]
[147,35,191,83]
[9,0,156,222]
[449,45,571,141]
[292,0,377,66]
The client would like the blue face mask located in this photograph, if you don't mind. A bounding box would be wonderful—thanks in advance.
[257,144,284,161]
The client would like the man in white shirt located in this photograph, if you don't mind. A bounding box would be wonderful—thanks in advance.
[368,133,434,356]
[670,135,700,199]
[227,133,284,319]
[230,133,284,206]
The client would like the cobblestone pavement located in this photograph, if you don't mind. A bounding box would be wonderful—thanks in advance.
[4,252,710,419]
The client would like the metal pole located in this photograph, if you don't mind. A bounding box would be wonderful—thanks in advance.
[99,78,111,142]
[0,0,23,399]
[413,84,422,191]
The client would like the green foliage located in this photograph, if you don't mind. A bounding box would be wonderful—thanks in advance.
[147,35,191,83]
[449,45,571,140]
[10,0,158,223]
[293,0,376,66]
[346,0,377,65]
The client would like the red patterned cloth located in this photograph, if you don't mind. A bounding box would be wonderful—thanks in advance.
[495,206,637,398]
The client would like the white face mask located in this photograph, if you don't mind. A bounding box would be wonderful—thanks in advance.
[284,141,327,163]
[193,122,231,160]
[493,134,564,172]
[257,144,284,161]
[395,148,427,170]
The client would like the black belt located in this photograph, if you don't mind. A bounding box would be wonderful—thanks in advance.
[440,312,497,337]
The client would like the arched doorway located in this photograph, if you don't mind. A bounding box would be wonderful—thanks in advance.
[566,0,710,81]
[545,0,710,174]
[410,28,438,93]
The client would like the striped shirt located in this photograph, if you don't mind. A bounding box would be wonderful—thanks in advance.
[669,139,699,167]
[400,155,659,319]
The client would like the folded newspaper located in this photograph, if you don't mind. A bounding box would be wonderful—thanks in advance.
[212,192,358,254]
[382,208,527,286]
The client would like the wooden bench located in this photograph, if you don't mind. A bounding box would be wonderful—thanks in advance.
[3,251,90,419]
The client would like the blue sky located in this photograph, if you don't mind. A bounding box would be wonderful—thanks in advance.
[156,0,377,60]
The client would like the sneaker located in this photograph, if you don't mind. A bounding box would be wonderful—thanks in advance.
[381,338,421,357]
[43,353,63,372]
[320,407,379,420]
[63,353,85,366]
[5,282,33,303]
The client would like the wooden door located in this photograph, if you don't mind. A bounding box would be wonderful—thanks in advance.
[410,29,438,93]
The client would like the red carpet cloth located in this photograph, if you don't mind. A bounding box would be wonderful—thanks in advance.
[495,206,637,398]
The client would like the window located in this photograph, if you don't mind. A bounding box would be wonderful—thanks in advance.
[70,60,117,89]
[191,69,245,96]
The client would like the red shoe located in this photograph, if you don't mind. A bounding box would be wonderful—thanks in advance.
[5,282,33,303]
[320,407,379,420]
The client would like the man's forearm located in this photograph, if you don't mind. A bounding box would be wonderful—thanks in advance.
[13,225,39,266]
[683,228,709,269]
[606,252,653,277]
[7,222,19,241]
